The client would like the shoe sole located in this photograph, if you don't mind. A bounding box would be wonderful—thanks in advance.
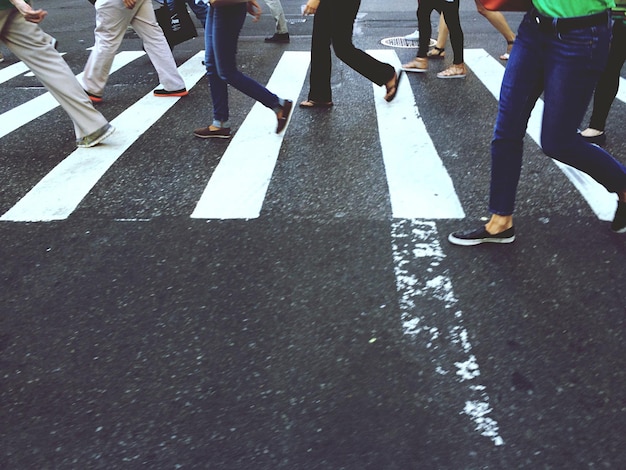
[194,133,231,139]
[402,67,428,73]
[448,234,515,246]
[437,73,466,79]
[77,125,115,148]
[154,91,189,97]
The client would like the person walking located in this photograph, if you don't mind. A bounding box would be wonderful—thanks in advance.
[402,0,466,79]
[263,0,289,43]
[580,0,626,146]
[299,0,401,109]
[449,0,626,245]
[82,0,188,103]
[428,0,516,61]
[193,0,293,139]
[0,0,114,148]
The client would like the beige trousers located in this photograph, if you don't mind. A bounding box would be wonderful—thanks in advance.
[82,0,186,96]
[0,9,108,139]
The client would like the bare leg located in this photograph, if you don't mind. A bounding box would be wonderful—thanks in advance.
[485,214,513,234]
[428,14,448,58]
[474,0,516,59]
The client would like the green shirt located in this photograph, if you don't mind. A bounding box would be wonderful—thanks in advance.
[532,0,614,18]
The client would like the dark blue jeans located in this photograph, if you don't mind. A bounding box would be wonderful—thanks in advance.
[489,9,626,215]
[204,3,280,123]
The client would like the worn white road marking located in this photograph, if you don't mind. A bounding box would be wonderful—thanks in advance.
[368,49,465,219]
[0,53,67,83]
[617,77,626,104]
[391,219,504,446]
[464,48,617,221]
[1,51,204,222]
[190,51,310,219]
[0,50,145,140]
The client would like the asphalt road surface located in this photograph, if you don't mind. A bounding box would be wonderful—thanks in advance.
[1,1,626,468]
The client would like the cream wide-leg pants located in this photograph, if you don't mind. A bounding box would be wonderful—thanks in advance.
[82,0,186,96]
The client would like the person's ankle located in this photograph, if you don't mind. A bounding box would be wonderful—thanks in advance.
[581,127,604,137]
[486,218,513,235]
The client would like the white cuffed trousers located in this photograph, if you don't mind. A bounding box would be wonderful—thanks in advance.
[263,0,288,34]
[82,0,186,96]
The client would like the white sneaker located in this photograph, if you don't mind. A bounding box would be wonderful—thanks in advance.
[404,30,419,41]
[403,30,437,47]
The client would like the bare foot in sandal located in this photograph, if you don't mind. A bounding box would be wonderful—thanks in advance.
[427,46,445,59]
[299,100,334,108]
[500,39,515,60]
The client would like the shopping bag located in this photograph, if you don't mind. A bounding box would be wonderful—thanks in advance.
[155,1,198,48]
[478,0,532,11]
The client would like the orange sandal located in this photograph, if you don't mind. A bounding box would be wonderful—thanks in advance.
[436,63,467,79]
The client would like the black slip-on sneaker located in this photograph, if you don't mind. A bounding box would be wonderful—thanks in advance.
[448,226,515,246]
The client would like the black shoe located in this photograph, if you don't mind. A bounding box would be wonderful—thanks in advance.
[611,201,626,233]
[448,226,515,246]
[154,88,188,97]
[580,130,606,146]
[276,99,293,134]
[265,33,290,43]
[194,126,231,139]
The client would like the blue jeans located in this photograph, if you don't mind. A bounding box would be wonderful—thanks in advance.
[204,3,280,123]
[489,9,626,215]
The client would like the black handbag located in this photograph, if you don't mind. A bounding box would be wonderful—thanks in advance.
[155,0,198,48]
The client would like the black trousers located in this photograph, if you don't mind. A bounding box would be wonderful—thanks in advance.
[417,0,464,64]
[307,0,395,102]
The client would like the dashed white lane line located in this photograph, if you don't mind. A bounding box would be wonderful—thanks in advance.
[464,48,617,221]
[1,51,205,222]
[190,51,310,220]
[369,49,465,220]
[391,219,504,446]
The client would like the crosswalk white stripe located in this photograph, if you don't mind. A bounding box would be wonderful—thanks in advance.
[617,77,626,104]
[368,49,465,219]
[0,51,205,222]
[0,51,146,140]
[0,55,64,83]
[464,48,617,221]
[190,51,311,220]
